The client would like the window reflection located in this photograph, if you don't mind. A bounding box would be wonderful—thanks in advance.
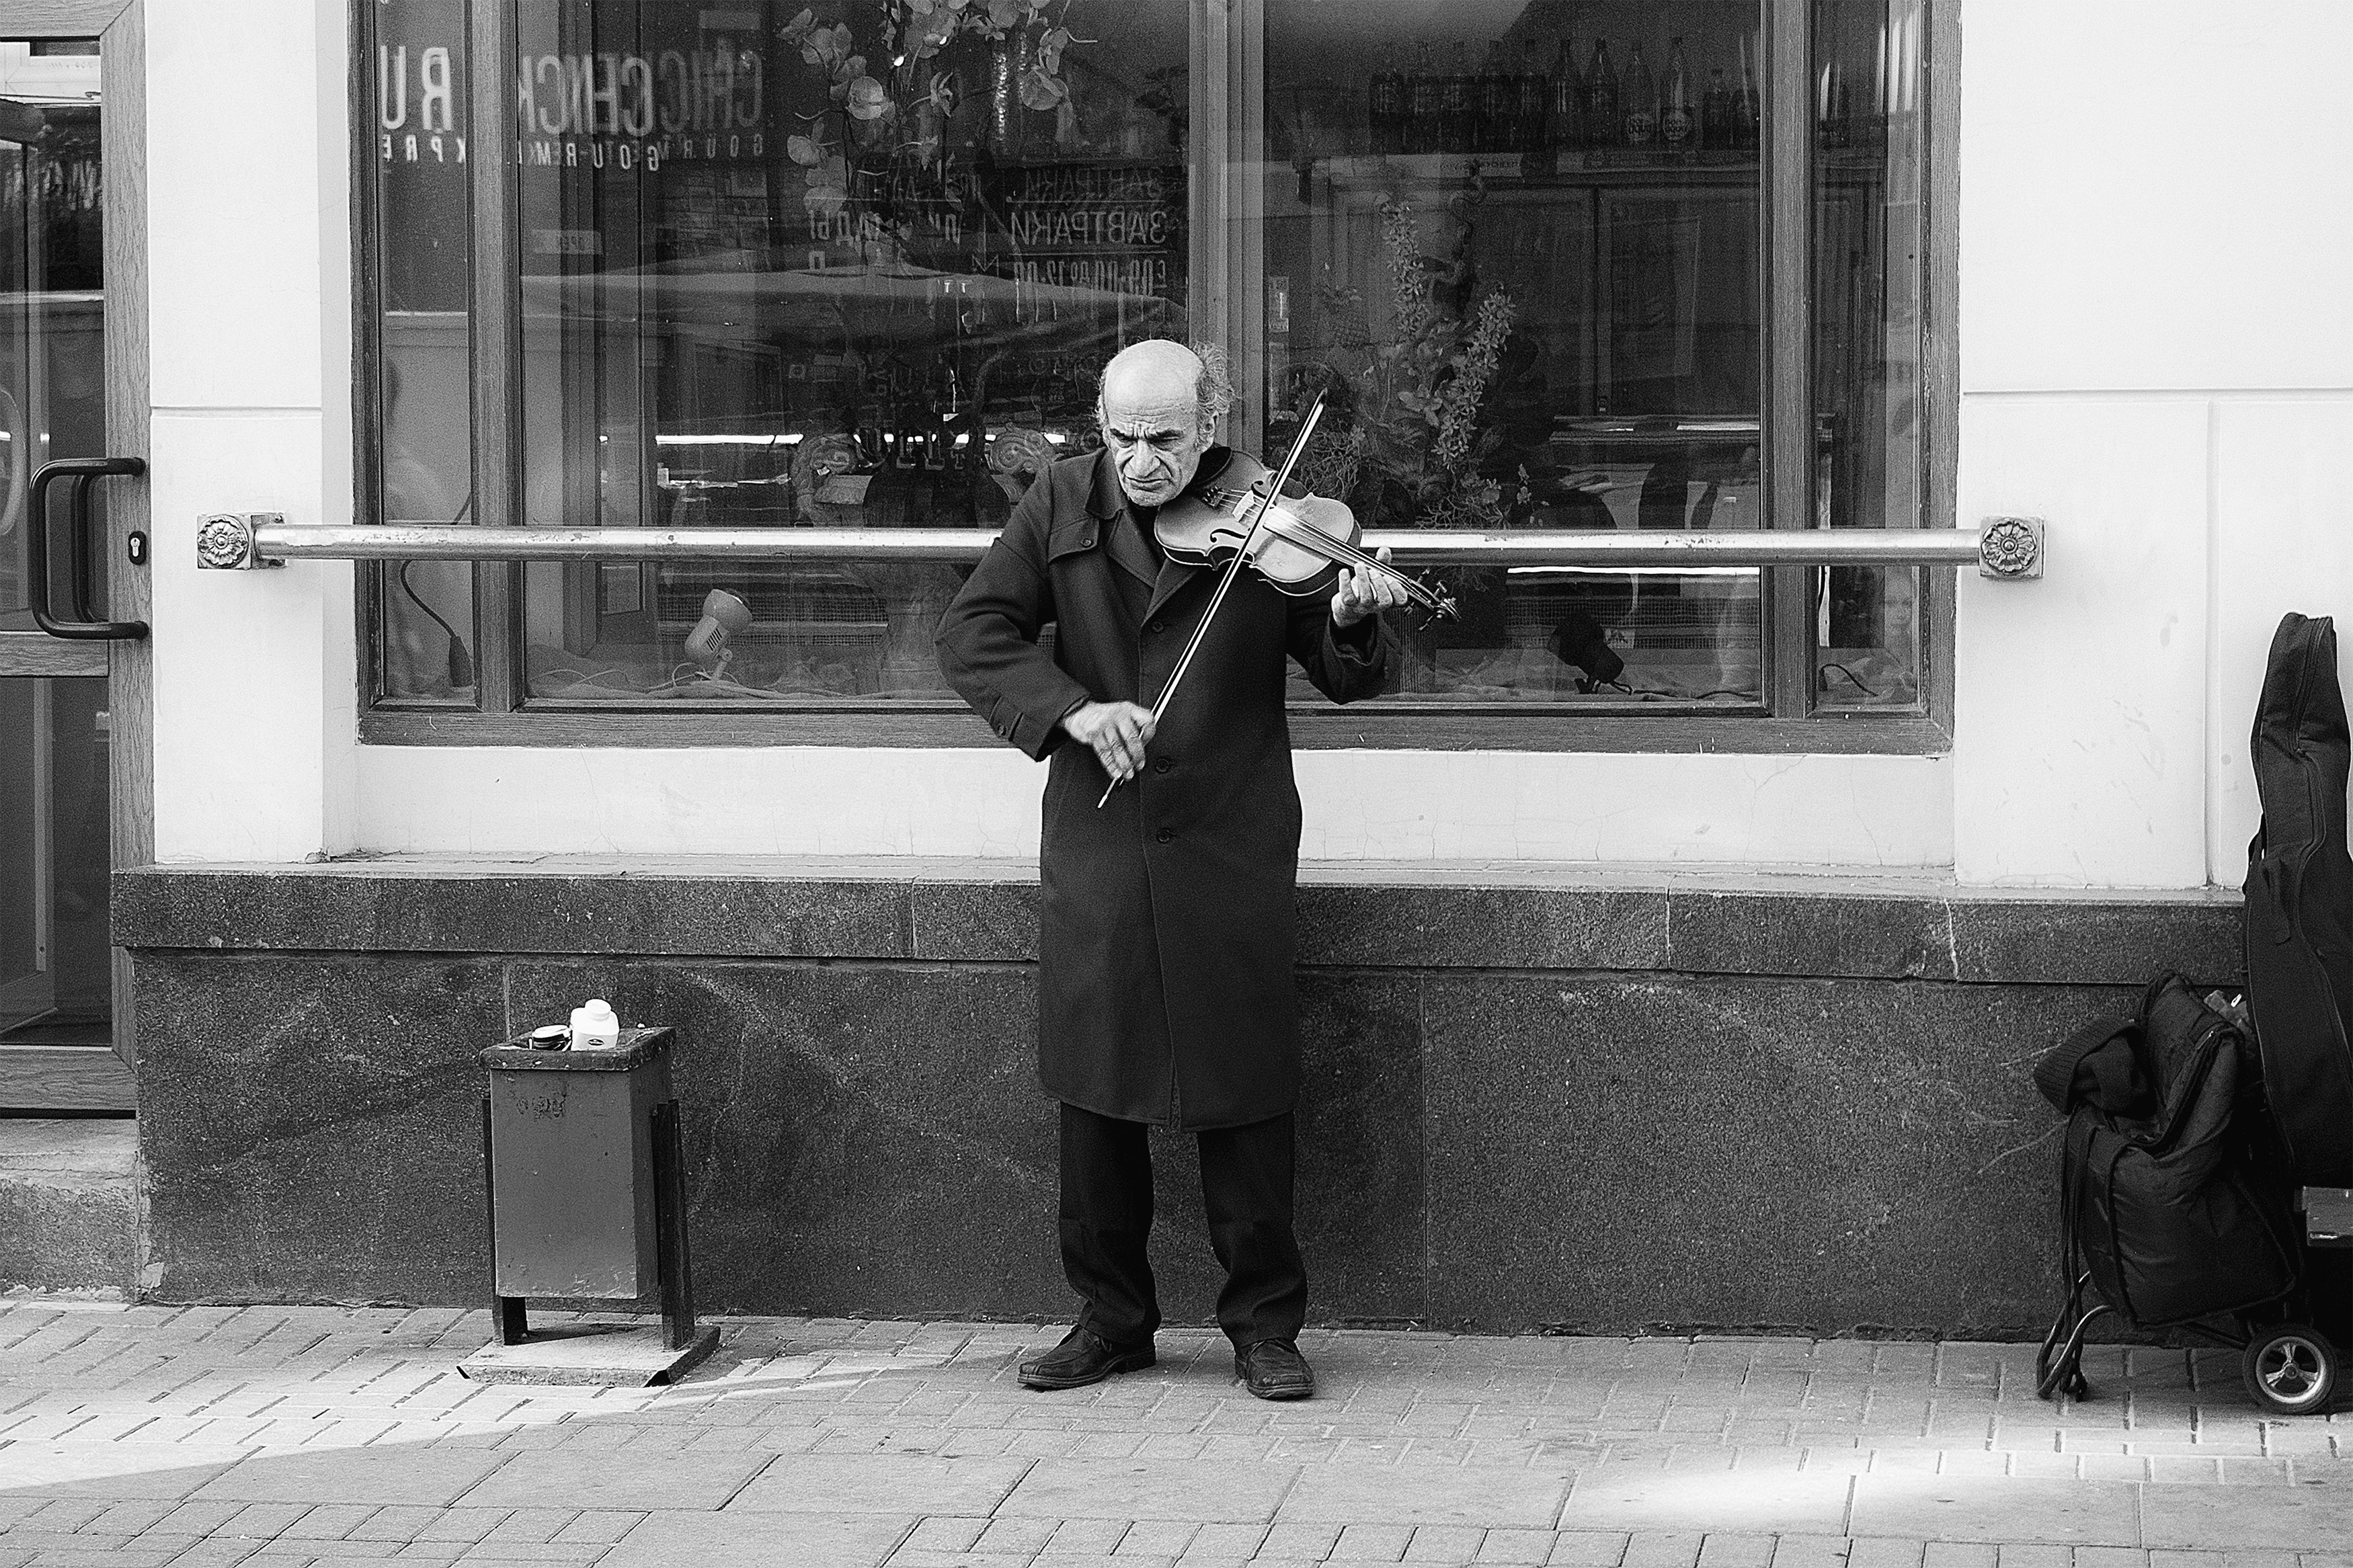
[1266,0,1765,706]
[0,44,104,635]
[373,0,477,702]
[514,0,1187,702]
[1814,0,1926,708]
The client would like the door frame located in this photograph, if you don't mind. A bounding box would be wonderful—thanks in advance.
[0,0,149,1104]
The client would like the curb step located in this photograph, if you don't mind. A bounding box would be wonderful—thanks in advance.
[0,1118,136,1296]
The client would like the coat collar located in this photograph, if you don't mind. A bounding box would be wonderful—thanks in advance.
[1050,446,1215,620]
[1043,450,1119,563]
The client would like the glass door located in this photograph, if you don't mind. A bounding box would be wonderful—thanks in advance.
[0,34,129,1112]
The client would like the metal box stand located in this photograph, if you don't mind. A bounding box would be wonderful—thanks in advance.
[461,1026,719,1386]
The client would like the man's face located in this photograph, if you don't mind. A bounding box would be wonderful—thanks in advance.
[1099,372,1211,508]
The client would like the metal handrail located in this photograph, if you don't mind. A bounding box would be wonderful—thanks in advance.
[196,515,2046,577]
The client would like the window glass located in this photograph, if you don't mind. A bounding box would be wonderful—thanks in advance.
[359,0,1937,728]
[512,0,1186,703]
[0,43,104,634]
[1266,0,1764,707]
[372,0,478,702]
[1812,0,1924,708]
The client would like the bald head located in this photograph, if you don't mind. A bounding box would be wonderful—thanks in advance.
[1098,340,1215,507]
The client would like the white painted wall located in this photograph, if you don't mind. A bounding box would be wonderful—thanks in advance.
[143,0,2353,885]
[1949,0,2353,886]
[146,0,351,862]
[353,745,1954,866]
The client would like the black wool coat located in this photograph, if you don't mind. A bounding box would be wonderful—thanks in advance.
[935,447,1392,1129]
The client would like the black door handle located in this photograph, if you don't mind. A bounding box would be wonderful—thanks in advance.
[29,456,147,641]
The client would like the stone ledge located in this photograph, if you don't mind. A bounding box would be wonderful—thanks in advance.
[113,856,2243,985]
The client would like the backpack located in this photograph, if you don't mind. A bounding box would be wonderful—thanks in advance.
[2036,976,2300,1354]
[2243,612,2353,1189]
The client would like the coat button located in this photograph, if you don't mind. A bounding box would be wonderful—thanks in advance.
[1155,829,1174,844]
[1153,757,1173,774]
[1147,618,1165,634]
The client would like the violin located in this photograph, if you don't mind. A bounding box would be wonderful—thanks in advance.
[1154,452,1458,628]
[1096,393,1451,811]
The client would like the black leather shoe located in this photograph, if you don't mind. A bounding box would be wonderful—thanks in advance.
[1234,1338,1316,1400]
[1018,1326,1155,1391]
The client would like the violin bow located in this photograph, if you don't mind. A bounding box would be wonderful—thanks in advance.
[1096,392,1328,809]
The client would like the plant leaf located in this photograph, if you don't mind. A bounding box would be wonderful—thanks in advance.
[844,75,893,121]
[786,134,823,165]
[1018,66,1067,110]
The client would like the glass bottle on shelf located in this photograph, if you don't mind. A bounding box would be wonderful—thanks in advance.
[1701,66,1732,153]
[1584,38,1620,149]
[1369,44,1405,155]
[1622,42,1659,148]
[1819,57,1853,150]
[1733,30,1761,153]
[1516,40,1550,161]
[1550,35,1584,157]
[1440,42,1474,153]
[1408,40,1443,154]
[1661,36,1694,152]
[1480,41,1516,155]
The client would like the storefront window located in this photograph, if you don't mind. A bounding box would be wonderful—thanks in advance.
[370,0,478,702]
[358,0,1941,735]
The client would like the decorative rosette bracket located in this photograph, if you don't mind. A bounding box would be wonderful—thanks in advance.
[1977,515,2044,580]
[196,513,286,570]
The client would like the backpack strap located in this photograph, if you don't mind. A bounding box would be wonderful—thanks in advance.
[2036,1017,2138,1112]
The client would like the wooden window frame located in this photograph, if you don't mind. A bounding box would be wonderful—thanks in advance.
[353,0,1959,753]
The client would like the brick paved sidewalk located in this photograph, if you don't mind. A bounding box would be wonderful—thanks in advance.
[1,1299,2348,1568]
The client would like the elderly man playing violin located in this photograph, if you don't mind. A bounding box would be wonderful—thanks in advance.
[936,339,1408,1401]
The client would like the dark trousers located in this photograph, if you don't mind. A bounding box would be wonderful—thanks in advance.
[1058,1101,1307,1350]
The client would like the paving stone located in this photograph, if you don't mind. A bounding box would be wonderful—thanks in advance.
[1847,1479,2141,1544]
[1000,1460,1295,1524]
[194,1450,508,1510]
[1989,1547,2071,1568]
[1766,1536,1852,1568]
[460,1446,769,1513]
[599,1510,915,1568]
[1333,1522,1415,1559]
[1181,1524,1266,1560]
[1047,1519,1133,1554]
[1117,1520,1198,1556]
[1281,1465,1570,1529]
[162,1542,269,1566]
[731,1453,1029,1516]
[1620,1534,1705,1568]
[1258,1522,1343,1559]
[1562,1472,1849,1536]
[1696,1536,1778,1568]
[1408,1526,1489,1563]
[1922,1546,1997,1568]
[1846,1543,1923,1568]
[2143,1485,2353,1551]
[0,1442,245,1499]
[901,1518,991,1553]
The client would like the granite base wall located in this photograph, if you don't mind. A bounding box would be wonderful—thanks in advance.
[113,861,2244,1336]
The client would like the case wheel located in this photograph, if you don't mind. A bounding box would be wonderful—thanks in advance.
[2240,1323,2340,1416]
